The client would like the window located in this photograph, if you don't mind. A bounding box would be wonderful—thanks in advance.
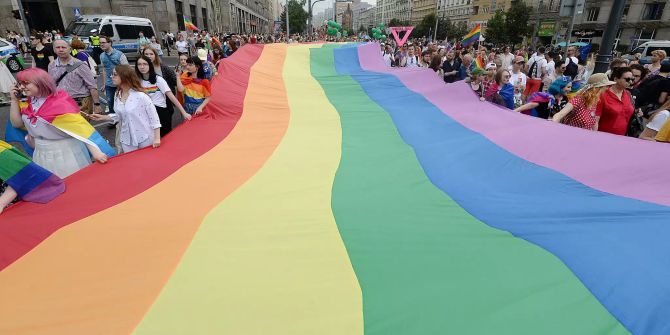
[202,8,208,30]
[642,2,665,20]
[175,0,185,31]
[190,4,198,27]
[100,24,113,37]
[622,4,630,16]
[586,7,599,21]
[114,24,154,40]
[114,24,137,39]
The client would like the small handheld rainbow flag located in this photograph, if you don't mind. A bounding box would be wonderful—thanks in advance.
[184,16,199,31]
[0,140,64,203]
[461,24,481,48]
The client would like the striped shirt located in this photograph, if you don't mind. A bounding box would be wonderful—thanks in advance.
[47,57,97,99]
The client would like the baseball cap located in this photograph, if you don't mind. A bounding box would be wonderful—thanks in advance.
[197,49,208,62]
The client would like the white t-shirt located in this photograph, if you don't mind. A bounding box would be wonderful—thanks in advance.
[646,110,670,131]
[564,56,579,66]
[382,52,393,67]
[546,60,556,78]
[141,76,171,108]
[527,55,547,79]
[176,40,188,53]
[510,71,527,91]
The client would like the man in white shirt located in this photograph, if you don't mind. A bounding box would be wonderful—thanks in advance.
[510,56,527,106]
[525,46,548,96]
[543,51,556,91]
[563,46,580,79]
[497,46,515,70]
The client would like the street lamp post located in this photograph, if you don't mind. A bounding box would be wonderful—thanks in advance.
[308,0,325,35]
[594,0,626,73]
[285,0,290,42]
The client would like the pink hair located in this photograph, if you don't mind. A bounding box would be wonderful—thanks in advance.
[16,68,57,97]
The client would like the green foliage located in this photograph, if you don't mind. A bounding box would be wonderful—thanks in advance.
[485,10,507,45]
[505,0,533,45]
[483,0,533,46]
[388,18,410,27]
[280,0,309,34]
[414,13,436,38]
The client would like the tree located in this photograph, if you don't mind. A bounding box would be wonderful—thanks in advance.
[485,10,507,45]
[505,0,533,45]
[280,0,309,34]
[388,18,410,27]
[414,13,436,38]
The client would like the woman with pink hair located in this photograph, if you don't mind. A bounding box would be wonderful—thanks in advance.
[8,68,112,178]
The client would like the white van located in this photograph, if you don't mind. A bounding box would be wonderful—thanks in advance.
[64,15,156,59]
[628,41,670,65]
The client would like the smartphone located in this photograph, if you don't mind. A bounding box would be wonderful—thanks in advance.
[14,85,25,99]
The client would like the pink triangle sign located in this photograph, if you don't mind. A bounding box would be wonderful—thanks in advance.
[389,26,414,46]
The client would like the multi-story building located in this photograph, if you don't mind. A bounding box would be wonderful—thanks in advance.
[375,0,412,25]
[227,0,273,34]
[342,3,354,32]
[335,0,354,24]
[411,0,437,26]
[2,0,215,36]
[2,0,276,39]
[439,0,472,25]
[360,5,377,31]
[525,0,567,46]
[353,0,373,31]
[571,0,669,50]
[469,0,513,31]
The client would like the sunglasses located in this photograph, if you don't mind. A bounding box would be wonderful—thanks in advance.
[623,78,634,82]
[17,81,30,86]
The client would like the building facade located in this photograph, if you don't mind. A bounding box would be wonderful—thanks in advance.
[571,0,669,50]
[469,0,512,30]
[353,0,373,31]
[439,0,472,24]
[342,3,354,32]
[411,0,437,25]
[525,0,567,46]
[335,0,354,24]
[376,0,412,25]
[2,0,214,37]
[2,0,275,39]
[360,5,377,31]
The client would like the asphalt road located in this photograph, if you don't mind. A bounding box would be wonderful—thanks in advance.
[1,55,180,151]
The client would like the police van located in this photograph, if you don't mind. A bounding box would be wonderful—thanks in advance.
[0,38,25,73]
[628,41,670,65]
[65,15,156,59]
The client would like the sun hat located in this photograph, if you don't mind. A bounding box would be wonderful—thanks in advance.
[197,49,208,62]
[485,62,497,70]
[586,73,616,88]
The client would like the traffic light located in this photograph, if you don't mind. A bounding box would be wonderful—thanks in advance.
[12,10,22,20]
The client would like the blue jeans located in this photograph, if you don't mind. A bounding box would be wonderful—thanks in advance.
[105,86,117,113]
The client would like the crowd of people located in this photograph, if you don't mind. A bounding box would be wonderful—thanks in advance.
[1,30,669,213]
[0,27,271,212]
[381,39,670,142]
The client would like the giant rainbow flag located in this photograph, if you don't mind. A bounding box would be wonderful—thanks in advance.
[1,43,669,335]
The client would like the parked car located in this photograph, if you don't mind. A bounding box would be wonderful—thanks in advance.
[0,38,26,73]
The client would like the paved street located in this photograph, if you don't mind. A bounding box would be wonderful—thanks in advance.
[1,54,180,151]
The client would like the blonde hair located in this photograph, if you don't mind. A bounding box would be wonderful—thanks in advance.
[577,86,605,108]
[652,49,667,60]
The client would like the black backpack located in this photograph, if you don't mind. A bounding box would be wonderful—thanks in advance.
[527,56,539,78]
[564,57,578,79]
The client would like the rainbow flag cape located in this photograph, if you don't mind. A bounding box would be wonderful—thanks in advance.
[475,54,486,69]
[0,140,64,203]
[17,90,116,158]
[184,16,199,31]
[1,43,669,335]
[461,23,481,48]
